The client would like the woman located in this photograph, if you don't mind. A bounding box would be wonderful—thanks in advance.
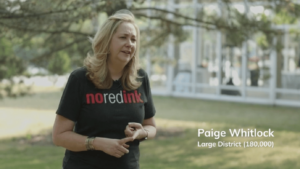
[52,10,156,169]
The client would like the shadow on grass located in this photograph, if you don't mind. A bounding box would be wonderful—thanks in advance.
[0,145,65,169]
[154,96,300,133]
[0,90,63,110]
[0,128,299,169]
[140,129,300,169]
[1,91,299,133]
[0,92,299,168]
[0,133,65,169]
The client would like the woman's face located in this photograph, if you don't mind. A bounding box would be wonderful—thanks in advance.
[108,22,137,66]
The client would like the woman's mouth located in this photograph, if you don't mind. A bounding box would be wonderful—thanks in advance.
[122,51,131,55]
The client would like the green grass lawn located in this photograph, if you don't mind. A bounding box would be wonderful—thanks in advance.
[0,90,299,169]
[0,142,65,169]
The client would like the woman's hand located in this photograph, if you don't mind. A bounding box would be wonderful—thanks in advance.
[94,137,133,158]
[124,123,147,140]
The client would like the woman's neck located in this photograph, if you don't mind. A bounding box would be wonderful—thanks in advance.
[107,62,125,80]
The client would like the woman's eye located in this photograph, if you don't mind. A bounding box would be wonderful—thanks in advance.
[131,39,136,42]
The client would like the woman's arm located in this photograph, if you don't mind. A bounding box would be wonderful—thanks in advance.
[142,117,157,139]
[52,114,86,151]
[52,114,132,158]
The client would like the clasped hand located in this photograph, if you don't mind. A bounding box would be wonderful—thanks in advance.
[97,122,147,158]
[124,122,147,140]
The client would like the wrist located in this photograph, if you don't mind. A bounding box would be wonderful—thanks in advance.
[85,136,95,151]
[94,137,105,151]
[139,129,148,141]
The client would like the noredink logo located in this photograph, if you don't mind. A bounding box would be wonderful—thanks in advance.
[86,90,144,104]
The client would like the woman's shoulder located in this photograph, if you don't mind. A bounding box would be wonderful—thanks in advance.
[137,68,151,86]
[137,68,148,77]
[70,67,87,79]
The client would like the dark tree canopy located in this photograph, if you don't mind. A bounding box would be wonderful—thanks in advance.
[0,0,300,97]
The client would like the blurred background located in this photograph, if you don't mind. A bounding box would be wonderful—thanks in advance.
[0,0,299,168]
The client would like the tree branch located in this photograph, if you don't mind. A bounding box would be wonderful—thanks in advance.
[0,22,92,36]
[0,0,94,19]
[133,7,279,35]
[30,37,88,63]
[132,7,215,27]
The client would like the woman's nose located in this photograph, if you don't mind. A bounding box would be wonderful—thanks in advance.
[126,39,133,47]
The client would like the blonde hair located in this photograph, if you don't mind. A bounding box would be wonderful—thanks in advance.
[84,10,141,91]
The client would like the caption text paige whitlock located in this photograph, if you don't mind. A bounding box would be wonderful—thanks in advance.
[197,128,275,148]
[198,128,274,139]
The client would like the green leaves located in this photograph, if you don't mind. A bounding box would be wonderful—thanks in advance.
[256,34,269,50]
[47,51,70,76]
[273,8,297,25]
[0,38,26,80]
[0,0,300,76]
[0,37,29,99]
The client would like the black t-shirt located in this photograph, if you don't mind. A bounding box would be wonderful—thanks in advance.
[56,67,156,169]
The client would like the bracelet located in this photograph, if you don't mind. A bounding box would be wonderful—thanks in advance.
[85,136,95,151]
[139,129,148,141]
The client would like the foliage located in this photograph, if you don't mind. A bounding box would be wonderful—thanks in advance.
[0,0,299,59]
[1,0,300,96]
[0,38,26,80]
[273,8,297,25]
[47,51,70,75]
[0,38,29,98]
[47,51,71,85]
[256,34,269,50]
[2,0,298,63]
